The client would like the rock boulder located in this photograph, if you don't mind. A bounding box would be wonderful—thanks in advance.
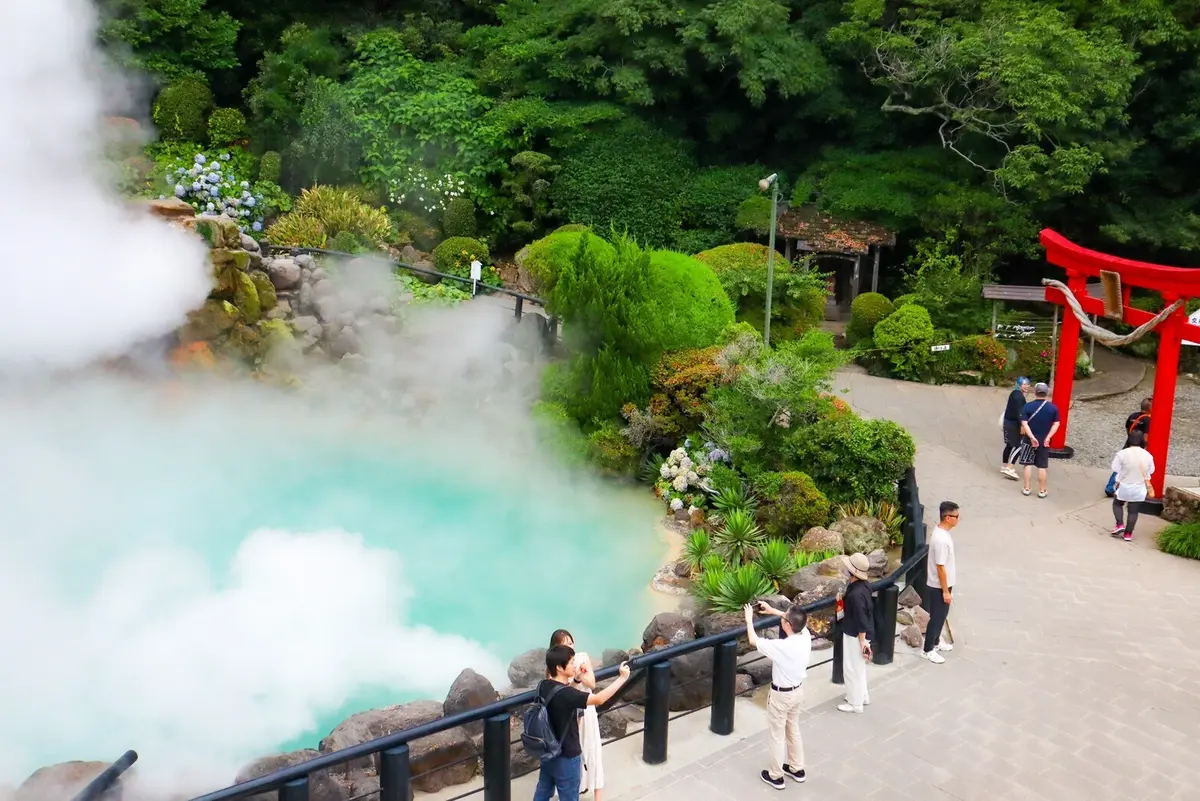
[830,516,890,555]
[267,257,302,290]
[642,612,695,651]
[319,700,443,773]
[236,750,346,801]
[444,668,500,736]
[507,648,547,688]
[15,762,108,801]
[798,526,844,554]
[866,548,888,578]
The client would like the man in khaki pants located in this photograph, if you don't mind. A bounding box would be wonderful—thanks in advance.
[745,601,812,789]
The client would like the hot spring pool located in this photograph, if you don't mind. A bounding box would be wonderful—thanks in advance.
[0,377,669,783]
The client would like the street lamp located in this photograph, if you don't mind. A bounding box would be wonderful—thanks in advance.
[758,173,781,348]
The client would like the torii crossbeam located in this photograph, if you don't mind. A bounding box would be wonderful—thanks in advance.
[1040,229,1200,502]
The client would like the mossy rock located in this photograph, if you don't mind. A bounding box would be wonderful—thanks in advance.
[233,271,261,323]
[211,248,251,271]
[192,216,241,249]
[181,299,239,343]
[221,322,263,362]
[258,318,302,369]
[249,270,277,311]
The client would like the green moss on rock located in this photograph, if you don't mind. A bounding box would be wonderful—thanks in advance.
[233,271,261,323]
[249,270,277,310]
[181,299,239,342]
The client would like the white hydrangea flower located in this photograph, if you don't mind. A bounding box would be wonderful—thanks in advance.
[686,471,699,484]
[670,498,684,511]
[659,463,671,479]
[672,474,688,492]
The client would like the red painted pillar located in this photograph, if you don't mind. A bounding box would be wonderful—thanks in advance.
[1048,274,1085,450]
[1147,303,1185,498]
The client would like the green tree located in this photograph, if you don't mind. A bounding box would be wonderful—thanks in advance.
[100,0,240,80]
[244,23,345,154]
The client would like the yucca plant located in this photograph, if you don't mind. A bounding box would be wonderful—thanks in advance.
[713,508,764,566]
[682,529,714,575]
[691,554,728,602]
[754,537,798,589]
[795,548,838,569]
[834,498,904,547]
[710,564,774,612]
[639,452,668,485]
[709,483,757,524]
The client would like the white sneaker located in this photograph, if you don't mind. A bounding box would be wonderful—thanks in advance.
[846,695,871,706]
[1001,467,1019,480]
[921,650,946,664]
[837,703,863,714]
[936,642,954,652]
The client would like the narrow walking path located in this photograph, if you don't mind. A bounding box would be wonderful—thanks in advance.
[612,374,1200,801]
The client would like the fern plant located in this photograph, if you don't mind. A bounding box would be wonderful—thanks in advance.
[754,537,798,589]
[714,508,764,566]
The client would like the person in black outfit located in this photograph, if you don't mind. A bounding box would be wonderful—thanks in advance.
[837,553,874,714]
[1124,397,1152,448]
[533,646,631,801]
[1000,376,1030,480]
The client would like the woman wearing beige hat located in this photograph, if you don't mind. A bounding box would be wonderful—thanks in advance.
[837,552,874,713]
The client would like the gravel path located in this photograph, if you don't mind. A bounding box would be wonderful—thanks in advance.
[1066,373,1200,477]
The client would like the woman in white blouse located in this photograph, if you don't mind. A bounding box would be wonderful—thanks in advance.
[549,629,605,799]
[1110,430,1155,543]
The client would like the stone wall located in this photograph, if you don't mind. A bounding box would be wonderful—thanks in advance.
[1163,486,1200,524]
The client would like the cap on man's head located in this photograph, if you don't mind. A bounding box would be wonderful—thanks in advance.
[1034,382,1050,397]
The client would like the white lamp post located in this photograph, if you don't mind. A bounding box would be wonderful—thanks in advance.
[758,173,780,348]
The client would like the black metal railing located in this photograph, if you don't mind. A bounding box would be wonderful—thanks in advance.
[183,472,928,801]
[71,750,138,801]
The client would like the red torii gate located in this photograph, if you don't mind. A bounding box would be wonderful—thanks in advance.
[1041,229,1200,500]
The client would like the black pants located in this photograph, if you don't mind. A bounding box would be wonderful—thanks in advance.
[923,585,952,653]
[1001,422,1021,463]
[1113,498,1142,534]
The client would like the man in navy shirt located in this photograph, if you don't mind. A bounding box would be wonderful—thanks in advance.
[1019,382,1061,498]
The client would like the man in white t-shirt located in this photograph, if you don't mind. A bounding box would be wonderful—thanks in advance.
[745,600,812,790]
[1111,430,1155,543]
[921,501,959,664]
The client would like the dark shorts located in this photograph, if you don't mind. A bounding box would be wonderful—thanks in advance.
[1017,439,1050,468]
[1002,421,1021,447]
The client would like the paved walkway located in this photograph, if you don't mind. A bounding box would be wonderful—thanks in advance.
[614,374,1200,801]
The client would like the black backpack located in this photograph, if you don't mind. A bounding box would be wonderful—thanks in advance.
[521,681,568,761]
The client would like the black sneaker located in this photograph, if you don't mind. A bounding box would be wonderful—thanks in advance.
[760,770,785,790]
[783,764,806,783]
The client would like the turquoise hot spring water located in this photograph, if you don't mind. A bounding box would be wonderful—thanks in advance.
[0,378,669,783]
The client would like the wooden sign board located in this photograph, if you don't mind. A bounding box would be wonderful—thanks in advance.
[1099,270,1123,321]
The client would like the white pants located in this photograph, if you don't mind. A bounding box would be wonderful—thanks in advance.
[842,634,870,709]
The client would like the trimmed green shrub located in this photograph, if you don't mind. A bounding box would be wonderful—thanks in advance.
[208,107,247,146]
[553,117,695,247]
[432,236,500,285]
[735,196,772,236]
[258,151,282,184]
[1157,521,1200,560]
[646,250,736,353]
[676,164,764,249]
[442,196,478,238]
[873,304,936,381]
[848,292,894,344]
[892,293,917,309]
[752,471,832,540]
[586,422,641,477]
[784,414,916,503]
[153,78,214,142]
[525,230,601,295]
[696,244,828,340]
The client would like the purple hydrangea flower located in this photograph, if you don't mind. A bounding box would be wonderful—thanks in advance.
[252,221,262,232]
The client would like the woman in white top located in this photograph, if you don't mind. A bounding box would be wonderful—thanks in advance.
[1110,430,1155,543]
[550,629,604,799]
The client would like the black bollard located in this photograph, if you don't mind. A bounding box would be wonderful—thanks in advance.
[379,745,411,801]
[483,713,511,801]
[872,584,899,665]
[279,779,309,801]
[643,662,671,764]
[831,615,844,685]
[710,640,738,736]
[513,296,524,321]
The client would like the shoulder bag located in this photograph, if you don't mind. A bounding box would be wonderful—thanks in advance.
[1015,400,1048,466]
[1137,452,1156,499]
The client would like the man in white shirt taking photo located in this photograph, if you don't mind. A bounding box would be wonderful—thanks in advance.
[744,600,812,790]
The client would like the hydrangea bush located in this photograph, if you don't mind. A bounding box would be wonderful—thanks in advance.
[158,149,268,231]
[654,440,731,513]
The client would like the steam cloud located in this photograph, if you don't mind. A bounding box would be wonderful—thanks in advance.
[0,0,211,372]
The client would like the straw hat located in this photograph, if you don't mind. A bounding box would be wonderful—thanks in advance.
[842,552,870,581]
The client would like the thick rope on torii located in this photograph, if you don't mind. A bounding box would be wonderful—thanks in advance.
[1042,278,1186,347]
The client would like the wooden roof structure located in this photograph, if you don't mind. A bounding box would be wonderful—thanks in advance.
[776,205,897,256]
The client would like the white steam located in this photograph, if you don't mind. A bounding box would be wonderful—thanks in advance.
[0,0,210,371]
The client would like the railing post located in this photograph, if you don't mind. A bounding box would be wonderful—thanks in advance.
[513,296,523,321]
[279,778,309,801]
[831,617,844,685]
[872,584,898,665]
[379,745,411,801]
[483,713,511,801]
[709,641,738,736]
[642,662,671,764]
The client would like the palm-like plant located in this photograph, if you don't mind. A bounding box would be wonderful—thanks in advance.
[691,553,728,602]
[709,483,757,524]
[835,499,904,546]
[682,529,713,575]
[710,564,774,612]
[795,548,838,569]
[639,452,667,485]
[713,508,764,566]
[754,537,798,590]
